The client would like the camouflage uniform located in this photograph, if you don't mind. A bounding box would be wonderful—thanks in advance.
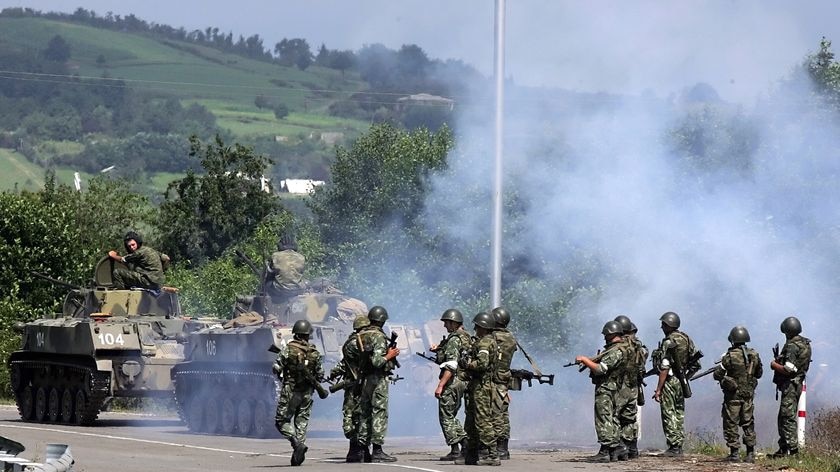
[333,330,365,441]
[491,328,518,447]
[113,246,165,290]
[616,334,648,451]
[269,249,306,297]
[591,340,629,448]
[655,330,698,449]
[274,338,324,444]
[775,335,811,451]
[463,332,499,462]
[357,325,393,447]
[437,328,472,446]
[713,345,763,449]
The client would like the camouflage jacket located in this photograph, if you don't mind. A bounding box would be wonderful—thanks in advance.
[491,328,518,386]
[338,331,364,380]
[358,326,392,375]
[436,328,472,382]
[778,335,812,381]
[123,246,165,286]
[465,333,498,385]
[590,339,628,392]
[655,330,699,377]
[713,345,762,399]
[622,334,649,388]
[270,249,306,290]
[276,338,324,391]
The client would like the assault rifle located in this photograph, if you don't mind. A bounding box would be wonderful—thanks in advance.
[689,360,722,381]
[416,352,438,363]
[563,350,604,372]
[389,331,402,368]
[302,369,331,400]
[327,360,361,394]
[388,374,405,385]
[510,369,554,387]
[772,342,784,400]
[673,349,704,399]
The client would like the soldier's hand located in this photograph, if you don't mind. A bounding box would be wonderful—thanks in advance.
[385,347,400,361]
[108,250,120,260]
[434,385,444,399]
[653,389,662,403]
[430,343,439,351]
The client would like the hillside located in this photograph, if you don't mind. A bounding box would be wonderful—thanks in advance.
[0,16,371,192]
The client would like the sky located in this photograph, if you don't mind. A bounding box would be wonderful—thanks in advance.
[3,1,840,103]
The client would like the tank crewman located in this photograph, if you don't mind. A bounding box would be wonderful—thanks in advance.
[432,308,472,461]
[769,316,812,458]
[459,312,500,466]
[490,306,518,460]
[357,306,400,462]
[652,311,701,457]
[576,321,630,462]
[713,326,762,463]
[332,315,370,462]
[613,315,648,460]
[267,232,306,301]
[273,320,324,466]
[108,230,165,290]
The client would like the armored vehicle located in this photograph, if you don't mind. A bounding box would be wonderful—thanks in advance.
[9,257,209,425]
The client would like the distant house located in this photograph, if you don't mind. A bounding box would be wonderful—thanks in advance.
[280,179,325,194]
[397,93,455,111]
[274,135,289,142]
[319,132,344,145]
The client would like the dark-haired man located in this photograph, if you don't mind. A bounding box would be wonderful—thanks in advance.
[108,231,165,290]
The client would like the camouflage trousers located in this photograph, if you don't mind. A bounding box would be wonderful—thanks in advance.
[274,384,313,443]
[659,376,685,447]
[616,385,639,442]
[357,373,389,446]
[465,379,498,457]
[594,385,620,447]
[112,268,157,290]
[491,383,511,440]
[721,396,756,448]
[341,384,362,440]
[438,377,468,445]
[777,379,803,450]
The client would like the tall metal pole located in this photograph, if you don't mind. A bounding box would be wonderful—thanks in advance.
[491,0,505,308]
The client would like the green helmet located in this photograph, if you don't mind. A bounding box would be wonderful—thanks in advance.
[660,311,681,328]
[292,319,312,335]
[353,316,370,331]
[614,315,632,334]
[780,316,801,336]
[728,325,750,344]
[602,320,622,337]
[492,307,510,328]
[440,308,463,323]
[473,312,495,330]
[368,305,388,324]
[629,322,638,334]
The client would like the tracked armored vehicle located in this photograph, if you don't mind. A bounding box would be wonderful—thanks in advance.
[9,257,210,425]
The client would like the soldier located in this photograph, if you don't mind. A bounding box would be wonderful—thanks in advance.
[769,316,811,458]
[459,312,500,466]
[576,320,629,462]
[432,308,472,461]
[613,315,648,459]
[490,306,517,460]
[273,320,324,466]
[108,230,165,290]
[357,306,400,462]
[712,326,762,463]
[652,311,700,457]
[331,315,370,462]
[267,233,306,301]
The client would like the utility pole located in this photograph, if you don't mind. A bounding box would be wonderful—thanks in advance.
[491,0,506,308]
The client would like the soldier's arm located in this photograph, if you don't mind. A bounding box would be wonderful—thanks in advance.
[370,334,389,369]
[314,352,325,379]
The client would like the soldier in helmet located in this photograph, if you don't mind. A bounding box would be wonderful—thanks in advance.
[273,319,324,466]
[331,315,370,462]
[576,320,630,462]
[267,232,307,302]
[652,311,700,457]
[712,326,762,463]
[108,230,166,290]
[459,312,500,466]
[431,308,472,461]
[613,315,648,459]
[490,306,517,460]
[769,316,812,458]
[356,306,400,462]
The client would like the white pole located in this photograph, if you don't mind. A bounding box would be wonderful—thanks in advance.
[796,382,807,447]
[490,0,506,308]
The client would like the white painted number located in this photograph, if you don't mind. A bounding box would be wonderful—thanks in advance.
[97,333,125,345]
[36,331,45,348]
[206,339,217,356]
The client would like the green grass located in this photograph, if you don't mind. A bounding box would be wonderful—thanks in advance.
[0,149,44,190]
[759,449,840,472]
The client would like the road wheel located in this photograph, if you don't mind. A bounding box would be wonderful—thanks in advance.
[252,400,274,438]
[72,389,86,425]
[218,398,236,436]
[47,388,61,422]
[18,385,34,421]
[236,398,252,437]
[34,386,48,422]
[60,389,74,423]
[186,398,204,433]
[204,397,220,434]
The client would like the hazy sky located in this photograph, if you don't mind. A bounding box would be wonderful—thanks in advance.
[3,1,840,102]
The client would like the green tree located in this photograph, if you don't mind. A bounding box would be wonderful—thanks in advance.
[157,135,282,266]
[274,38,313,70]
[42,34,71,62]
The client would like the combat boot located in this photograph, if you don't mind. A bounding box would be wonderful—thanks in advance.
[611,444,628,461]
[626,439,639,459]
[440,442,460,461]
[664,445,683,457]
[725,447,739,462]
[371,444,397,462]
[744,446,755,464]
[588,445,611,463]
[769,446,789,459]
[453,439,470,465]
[497,437,510,460]
[363,444,372,463]
[345,441,362,463]
[788,448,799,456]
[291,440,308,466]
[477,446,501,466]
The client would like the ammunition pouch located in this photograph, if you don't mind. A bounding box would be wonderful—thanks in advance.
[507,376,522,391]
[720,376,738,394]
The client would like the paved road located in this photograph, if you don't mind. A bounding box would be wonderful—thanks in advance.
[0,406,763,472]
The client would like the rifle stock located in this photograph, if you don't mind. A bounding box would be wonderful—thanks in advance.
[510,368,554,388]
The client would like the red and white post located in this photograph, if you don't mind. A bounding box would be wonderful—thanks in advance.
[796,382,807,447]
